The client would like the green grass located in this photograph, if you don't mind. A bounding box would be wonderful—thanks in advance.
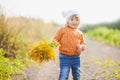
[91,55,120,80]
[0,48,29,80]
[85,27,120,46]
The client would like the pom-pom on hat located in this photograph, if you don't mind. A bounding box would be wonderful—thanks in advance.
[62,10,80,22]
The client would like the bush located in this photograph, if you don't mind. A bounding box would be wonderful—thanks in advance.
[0,14,30,80]
[0,48,27,80]
[85,27,120,46]
[0,14,21,59]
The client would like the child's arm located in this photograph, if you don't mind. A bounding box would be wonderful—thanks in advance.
[77,32,86,54]
[53,27,64,43]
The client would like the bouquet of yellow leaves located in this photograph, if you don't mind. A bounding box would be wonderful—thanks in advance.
[29,40,59,64]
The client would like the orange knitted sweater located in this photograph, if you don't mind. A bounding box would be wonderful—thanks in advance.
[54,26,86,56]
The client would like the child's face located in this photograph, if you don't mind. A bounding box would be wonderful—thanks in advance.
[67,15,80,29]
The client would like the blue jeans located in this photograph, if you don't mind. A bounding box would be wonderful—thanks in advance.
[58,53,81,80]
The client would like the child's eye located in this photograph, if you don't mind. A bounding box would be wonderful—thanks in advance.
[76,19,79,21]
[71,19,74,21]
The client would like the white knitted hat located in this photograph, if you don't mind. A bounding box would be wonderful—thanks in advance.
[62,10,80,22]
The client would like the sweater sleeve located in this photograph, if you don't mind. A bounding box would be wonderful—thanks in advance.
[80,32,86,51]
[53,27,64,42]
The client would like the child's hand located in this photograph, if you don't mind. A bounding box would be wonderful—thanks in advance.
[76,45,82,55]
[49,41,60,48]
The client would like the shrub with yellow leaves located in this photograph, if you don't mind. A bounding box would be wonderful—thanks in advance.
[29,40,59,64]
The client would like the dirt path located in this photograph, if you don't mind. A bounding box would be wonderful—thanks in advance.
[22,38,120,80]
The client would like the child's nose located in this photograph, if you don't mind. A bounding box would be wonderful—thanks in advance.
[73,21,77,23]
[72,20,75,22]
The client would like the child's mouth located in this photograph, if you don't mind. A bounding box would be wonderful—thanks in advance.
[72,24,77,26]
